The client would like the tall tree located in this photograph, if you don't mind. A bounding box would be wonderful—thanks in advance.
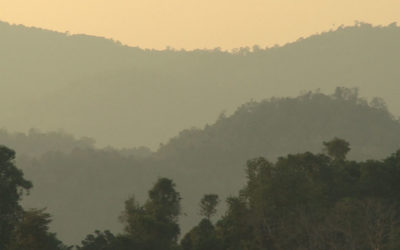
[210,140,400,250]
[199,194,219,220]
[120,178,181,250]
[0,145,32,248]
[8,209,70,250]
[181,194,221,250]
[181,219,221,250]
[323,138,350,161]
[77,230,132,250]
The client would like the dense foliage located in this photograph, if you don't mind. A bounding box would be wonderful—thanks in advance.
[10,88,400,244]
[0,146,32,248]
[209,142,400,250]
[75,139,400,250]
[77,178,181,250]
[2,137,400,249]
[0,146,68,250]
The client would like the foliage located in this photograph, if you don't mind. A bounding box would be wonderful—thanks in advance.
[181,219,221,250]
[0,146,32,248]
[212,140,400,250]
[199,194,219,219]
[323,137,350,160]
[0,145,69,249]
[3,138,400,249]
[119,178,181,250]
[77,230,132,250]
[8,209,70,250]
[18,88,400,243]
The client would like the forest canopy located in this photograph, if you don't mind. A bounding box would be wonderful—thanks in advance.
[4,137,400,249]
[8,88,400,244]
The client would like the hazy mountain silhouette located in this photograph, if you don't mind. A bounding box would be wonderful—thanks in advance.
[1,21,400,148]
[0,129,95,157]
[16,89,400,244]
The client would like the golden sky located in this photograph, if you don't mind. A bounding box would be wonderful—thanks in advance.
[0,0,399,50]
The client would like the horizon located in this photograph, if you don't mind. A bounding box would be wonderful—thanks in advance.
[1,19,398,52]
[1,0,399,50]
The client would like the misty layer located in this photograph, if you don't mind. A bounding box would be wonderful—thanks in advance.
[1,21,400,148]
[11,89,400,244]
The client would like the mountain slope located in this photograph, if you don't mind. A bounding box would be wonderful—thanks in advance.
[17,89,400,244]
[1,21,400,148]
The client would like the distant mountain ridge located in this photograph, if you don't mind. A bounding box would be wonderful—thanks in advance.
[0,128,95,157]
[1,21,400,148]
[15,89,400,245]
[3,19,400,246]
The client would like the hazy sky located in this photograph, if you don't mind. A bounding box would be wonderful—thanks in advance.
[0,0,399,50]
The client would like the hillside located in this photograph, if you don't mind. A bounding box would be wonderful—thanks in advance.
[0,129,95,157]
[1,21,400,148]
[17,89,400,244]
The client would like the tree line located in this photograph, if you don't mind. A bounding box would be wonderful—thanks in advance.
[2,137,400,249]
[7,88,400,244]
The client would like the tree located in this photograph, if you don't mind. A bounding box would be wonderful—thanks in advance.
[205,140,400,249]
[120,178,181,250]
[181,194,221,250]
[8,208,70,250]
[0,145,32,248]
[199,194,219,220]
[181,219,221,250]
[325,197,399,250]
[215,197,254,250]
[323,138,350,161]
[146,178,181,222]
[77,230,132,250]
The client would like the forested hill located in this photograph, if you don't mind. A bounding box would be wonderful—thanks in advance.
[153,88,400,236]
[17,89,400,244]
[156,88,400,166]
[0,129,95,157]
[1,21,400,148]
[0,129,152,158]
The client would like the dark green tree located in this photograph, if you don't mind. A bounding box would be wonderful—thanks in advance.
[0,145,32,248]
[199,194,219,220]
[8,208,70,250]
[208,140,400,250]
[77,230,132,250]
[146,178,181,222]
[216,197,254,250]
[323,138,350,161]
[181,219,221,250]
[120,178,181,250]
[181,194,221,250]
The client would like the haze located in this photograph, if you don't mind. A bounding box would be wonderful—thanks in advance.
[1,0,399,50]
[1,0,400,248]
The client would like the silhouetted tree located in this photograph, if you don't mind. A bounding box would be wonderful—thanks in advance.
[77,230,132,250]
[323,138,350,161]
[210,140,400,250]
[8,209,70,250]
[0,145,32,248]
[120,178,181,250]
[181,219,221,250]
[199,194,219,219]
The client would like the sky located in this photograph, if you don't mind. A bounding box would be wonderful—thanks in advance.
[0,0,399,50]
